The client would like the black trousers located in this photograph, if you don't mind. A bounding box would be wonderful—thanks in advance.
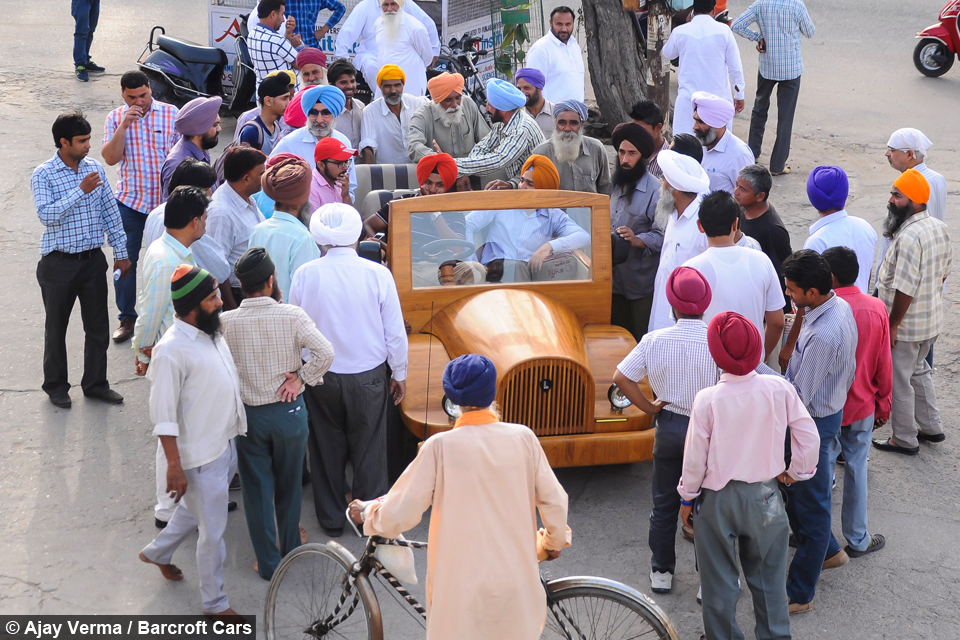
[303,363,390,529]
[611,294,654,342]
[748,73,801,174]
[649,410,690,574]
[36,249,110,396]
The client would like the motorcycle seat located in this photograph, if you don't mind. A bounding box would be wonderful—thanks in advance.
[158,35,226,66]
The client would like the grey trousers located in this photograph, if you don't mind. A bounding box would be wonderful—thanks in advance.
[694,480,791,640]
[891,337,943,448]
[304,364,390,530]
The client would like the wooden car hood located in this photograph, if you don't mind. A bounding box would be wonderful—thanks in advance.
[424,289,588,378]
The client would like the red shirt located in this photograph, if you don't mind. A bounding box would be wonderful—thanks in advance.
[835,286,893,424]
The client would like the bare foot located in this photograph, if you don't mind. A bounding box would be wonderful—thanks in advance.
[253,561,258,573]
[300,525,308,544]
[139,551,183,581]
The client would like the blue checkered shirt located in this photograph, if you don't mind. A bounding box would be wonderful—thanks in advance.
[249,23,299,86]
[291,0,346,49]
[32,153,127,259]
[731,0,816,82]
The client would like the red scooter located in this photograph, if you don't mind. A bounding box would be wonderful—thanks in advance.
[914,0,960,76]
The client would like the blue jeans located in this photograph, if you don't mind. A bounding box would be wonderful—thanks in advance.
[71,0,100,67]
[826,415,873,555]
[116,201,146,321]
[926,343,934,368]
[785,409,842,605]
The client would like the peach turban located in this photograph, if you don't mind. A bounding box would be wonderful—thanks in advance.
[376,64,406,86]
[261,153,312,205]
[417,153,457,191]
[893,168,930,204]
[522,154,560,190]
[427,72,465,103]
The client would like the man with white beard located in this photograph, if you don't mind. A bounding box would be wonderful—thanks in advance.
[485,100,610,195]
[407,72,490,161]
[359,64,427,164]
[366,0,432,98]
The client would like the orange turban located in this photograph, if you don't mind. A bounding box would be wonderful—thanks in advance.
[893,168,930,204]
[521,154,560,190]
[376,64,406,87]
[427,72,465,103]
[417,153,458,191]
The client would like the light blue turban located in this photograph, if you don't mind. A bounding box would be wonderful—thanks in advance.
[553,99,588,122]
[486,78,527,112]
[300,85,346,118]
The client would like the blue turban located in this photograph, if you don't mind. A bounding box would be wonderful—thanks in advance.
[554,99,588,122]
[300,85,346,119]
[486,78,527,112]
[806,166,849,212]
[515,67,545,90]
[442,354,497,409]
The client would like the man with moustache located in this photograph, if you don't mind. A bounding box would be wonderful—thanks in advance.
[524,6,585,102]
[248,0,303,90]
[691,92,755,195]
[873,169,951,456]
[408,72,490,161]
[608,123,661,339]
[312,138,355,210]
[515,67,554,137]
[328,60,365,149]
[630,99,671,180]
[161,96,223,200]
[360,64,428,164]
[735,164,792,313]
[370,0,432,98]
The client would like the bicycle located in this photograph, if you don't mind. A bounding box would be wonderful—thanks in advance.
[264,517,679,640]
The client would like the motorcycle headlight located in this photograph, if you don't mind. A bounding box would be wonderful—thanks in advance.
[441,394,462,420]
[607,384,632,411]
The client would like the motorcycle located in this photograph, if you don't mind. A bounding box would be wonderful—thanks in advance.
[913,0,960,77]
[137,26,229,108]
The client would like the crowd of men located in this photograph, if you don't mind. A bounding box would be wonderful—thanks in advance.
[45,0,952,635]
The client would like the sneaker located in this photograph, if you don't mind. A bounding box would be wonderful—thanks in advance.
[846,534,885,558]
[84,59,105,72]
[76,65,88,81]
[650,571,672,594]
[836,451,845,465]
[822,549,849,570]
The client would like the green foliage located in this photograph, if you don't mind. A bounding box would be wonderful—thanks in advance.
[496,4,532,79]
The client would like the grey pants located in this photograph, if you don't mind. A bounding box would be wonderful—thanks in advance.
[303,364,390,530]
[891,337,943,448]
[694,480,791,640]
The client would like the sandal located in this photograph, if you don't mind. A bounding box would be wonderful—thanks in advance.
[771,167,792,176]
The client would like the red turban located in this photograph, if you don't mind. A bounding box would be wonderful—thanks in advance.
[296,47,327,70]
[707,312,763,376]
[666,266,712,316]
[284,87,309,129]
[417,153,457,191]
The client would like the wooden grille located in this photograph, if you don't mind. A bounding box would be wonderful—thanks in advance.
[498,359,595,436]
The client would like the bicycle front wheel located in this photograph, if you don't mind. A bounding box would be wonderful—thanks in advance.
[542,576,678,640]
[265,542,382,640]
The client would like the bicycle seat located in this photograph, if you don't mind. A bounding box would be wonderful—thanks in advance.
[158,35,227,65]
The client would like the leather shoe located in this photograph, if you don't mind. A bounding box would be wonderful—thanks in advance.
[229,474,242,490]
[84,388,124,404]
[113,318,135,343]
[822,549,849,570]
[48,392,72,408]
[321,526,343,538]
[872,438,919,455]
[918,432,946,443]
[228,500,238,512]
[788,600,813,615]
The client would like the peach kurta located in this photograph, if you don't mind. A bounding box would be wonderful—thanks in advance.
[363,415,571,640]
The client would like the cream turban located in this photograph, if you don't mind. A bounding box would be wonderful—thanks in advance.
[887,128,933,156]
[658,149,710,194]
[310,202,364,247]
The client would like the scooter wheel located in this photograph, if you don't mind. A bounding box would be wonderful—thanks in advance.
[913,38,954,77]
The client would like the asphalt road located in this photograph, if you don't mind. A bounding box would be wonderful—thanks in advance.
[1,0,959,638]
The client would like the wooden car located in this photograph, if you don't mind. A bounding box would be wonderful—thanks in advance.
[385,189,655,468]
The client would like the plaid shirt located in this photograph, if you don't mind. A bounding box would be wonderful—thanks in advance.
[455,109,545,178]
[731,0,816,82]
[249,23,299,87]
[32,153,127,259]
[878,212,952,342]
[103,101,179,214]
[291,0,346,49]
[132,233,194,364]
[221,297,335,406]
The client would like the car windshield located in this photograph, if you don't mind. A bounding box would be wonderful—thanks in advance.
[408,207,593,288]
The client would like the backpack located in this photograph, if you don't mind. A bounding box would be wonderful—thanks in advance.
[214,121,265,183]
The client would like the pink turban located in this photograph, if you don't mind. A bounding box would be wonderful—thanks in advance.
[691,91,735,128]
[666,266,712,316]
[708,312,763,376]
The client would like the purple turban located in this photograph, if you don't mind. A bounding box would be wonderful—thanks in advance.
[806,166,849,212]
[515,67,546,90]
[175,96,222,136]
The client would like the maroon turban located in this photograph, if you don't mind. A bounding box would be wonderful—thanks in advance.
[261,154,312,205]
[296,47,327,69]
[707,312,763,376]
[416,153,458,191]
[666,266,712,316]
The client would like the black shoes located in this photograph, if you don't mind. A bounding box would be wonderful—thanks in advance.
[84,388,124,404]
[872,438,919,456]
[918,432,946,443]
[228,500,238,512]
[49,392,72,408]
[846,534,885,558]
[321,526,343,538]
[76,65,88,81]
[85,59,105,72]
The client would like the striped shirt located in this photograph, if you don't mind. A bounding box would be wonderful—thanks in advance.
[103,101,180,214]
[143,204,231,284]
[31,153,127,259]
[616,319,720,416]
[647,138,671,180]
[249,23,299,87]
[132,233,195,364]
[456,109,545,178]
[785,293,857,418]
[731,0,816,82]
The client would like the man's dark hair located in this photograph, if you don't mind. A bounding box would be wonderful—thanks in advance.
[698,191,741,237]
[822,246,860,288]
[782,249,834,295]
[52,111,91,148]
[169,158,219,193]
[550,5,576,21]
[693,0,717,14]
[223,146,267,183]
[327,59,357,85]
[120,70,150,91]
[164,186,210,230]
[628,99,664,127]
[738,164,772,202]
[671,133,704,163]
[258,0,286,18]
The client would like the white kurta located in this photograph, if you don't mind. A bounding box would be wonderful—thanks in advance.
[365,14,433,98]
[650,196,708,332]
[525,32,585,103]
[702,130,756,195]
[359,93,428,164]
[363,418,571,640]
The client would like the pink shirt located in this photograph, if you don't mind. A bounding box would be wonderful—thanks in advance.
[835,285,893,424]
[678,371,820,502]
[309,170,345,211]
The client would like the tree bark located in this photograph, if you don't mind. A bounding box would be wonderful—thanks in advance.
[646,1,672,124]
[581,0,648,130]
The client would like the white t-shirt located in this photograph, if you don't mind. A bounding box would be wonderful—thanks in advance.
[683,245,784,333]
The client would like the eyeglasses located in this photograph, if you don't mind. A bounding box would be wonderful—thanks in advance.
[322,159,349,169]
[309,108,333,117]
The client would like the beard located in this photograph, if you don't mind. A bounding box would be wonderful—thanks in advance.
[491,109,505,124]
[551,128,583,165]
[384,92,402,106]
[655,183,676,230]
[612,159,648,198]
[195,306,223,338]
[435,102,464,128]
[525,89,541,108]
[381,10,401,44]
[306,118,333,139]
[883,201,913,238]
[200,131,219,150]
[269,281,283,303]
[295,200,314,225]
[694,127,717,147]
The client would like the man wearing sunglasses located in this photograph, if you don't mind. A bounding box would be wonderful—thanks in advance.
[312,138,355,210]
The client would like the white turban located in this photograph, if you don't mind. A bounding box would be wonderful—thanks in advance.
[887,128,933,156]
[691,91,734,128]
[310,202,364,247]
[658,149,710,194]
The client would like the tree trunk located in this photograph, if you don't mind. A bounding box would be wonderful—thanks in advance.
[646,1,672,124]
[581,0,648,132]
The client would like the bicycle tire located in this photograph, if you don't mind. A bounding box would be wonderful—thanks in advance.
[542,576,678,640]
[264,542,383,640]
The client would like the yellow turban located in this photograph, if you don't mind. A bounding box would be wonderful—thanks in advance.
[522,154,561,190]
[427,72,465,103]
[893,168,930,204]
[376,64,406,87]
[267,69,297,87]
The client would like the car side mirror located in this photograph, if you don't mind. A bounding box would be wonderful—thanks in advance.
[358,240,383,264]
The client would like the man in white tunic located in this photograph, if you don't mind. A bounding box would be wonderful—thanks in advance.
[692,92,755,195]
[367,0,432,98]
[350,354,571,640]
[359,64,427,164]
[524,6,585,103]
